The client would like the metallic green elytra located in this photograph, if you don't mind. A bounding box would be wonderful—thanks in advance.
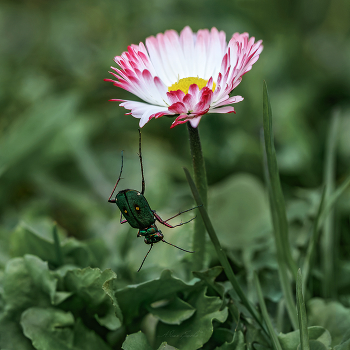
[115,189,155,229]
[108,130,199,272]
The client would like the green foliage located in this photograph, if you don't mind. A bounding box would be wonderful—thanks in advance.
[1,0,350,348]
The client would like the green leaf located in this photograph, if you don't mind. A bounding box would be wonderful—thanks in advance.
[111,269,198,324]
[147,296,195,325]
[121,331,153,350]
[214,330,245,350]
[192,266,225,297]
[208,173,271,250]
[10,221,108,268]
[102,276,124,324]
[20,307,112,350]
[308,299,350,346]
[1,256,54,313]
[296,269,310,350]
[278,326,331,350]
[64,267,116,307]
[155,287,228,350]
[95,306,122,331]
[334,329,350,350]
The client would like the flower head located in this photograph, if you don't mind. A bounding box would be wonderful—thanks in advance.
[105,26,263,128]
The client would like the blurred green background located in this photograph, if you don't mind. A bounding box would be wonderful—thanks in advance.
[1,0,350,278]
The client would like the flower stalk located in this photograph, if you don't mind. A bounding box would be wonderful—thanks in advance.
[187,123,208,271]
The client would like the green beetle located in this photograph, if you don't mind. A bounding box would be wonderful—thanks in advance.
[108,130,198,271]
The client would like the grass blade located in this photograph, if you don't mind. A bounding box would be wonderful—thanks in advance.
[302,187,326,292]
[183,167,267,336]
[262,81,297,280]
[322,109,340,298]
[262,81,298,329]
[254,272,283,350]
[296,269,310,350]
[52,222,63,266]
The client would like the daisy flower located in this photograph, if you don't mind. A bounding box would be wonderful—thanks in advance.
[105,26,263,128]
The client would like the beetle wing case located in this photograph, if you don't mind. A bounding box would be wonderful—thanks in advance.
[116,189,155,228]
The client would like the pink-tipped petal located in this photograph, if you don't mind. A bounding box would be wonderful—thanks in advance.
[106,26,262,128]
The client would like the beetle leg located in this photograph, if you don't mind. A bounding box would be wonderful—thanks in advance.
[154,212,196,228]
[162,205,202,223]
[120,212,127,224]
[108,151,124,203]
[138,129,146,195]
[162,239,194,253]
[137,243,153,272]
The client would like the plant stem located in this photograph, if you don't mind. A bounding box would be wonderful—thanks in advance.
[187,123,207,271]
[184,168,268,336]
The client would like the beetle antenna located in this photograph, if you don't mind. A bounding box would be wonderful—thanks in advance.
[108,151,124,203]
[138,129,146,195]
[137,244,153,272]
[162,240,194,253]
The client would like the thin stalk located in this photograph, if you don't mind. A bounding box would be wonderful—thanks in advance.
[296,269,310,350]
[254,272,283,350]
[322,109,340,298]
[184,168,268,336]
[187,123,208,271]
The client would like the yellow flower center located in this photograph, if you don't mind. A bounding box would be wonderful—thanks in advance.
[168,77,216,94]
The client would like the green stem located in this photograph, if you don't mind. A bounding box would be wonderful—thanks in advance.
[187,123,207,271]
[184,168,268,336]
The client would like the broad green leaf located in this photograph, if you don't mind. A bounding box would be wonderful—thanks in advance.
[112,269,198,324]
[155,287,228,350]
[278,326,331,350]
[214,330,245,350]
[64,267,116,307]
[102,276,124,323]
[95,306,122,331]
[121,331,153,350]
[1,256,53,313]
[334,329,350,350]
[157,343,179,350]
[147,296,195,325]
[308,299,350,346]
[296,269,310,350]
[208,173,271,249]
[10,221,108,268]
[20,307,111,350]
[193,266,225,298]
[0,317,34,350]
